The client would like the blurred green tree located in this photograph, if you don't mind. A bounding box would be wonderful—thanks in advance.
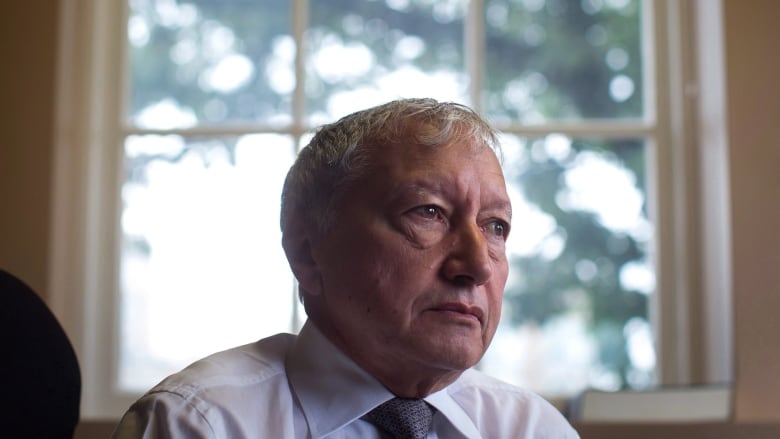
[126,0,651,391]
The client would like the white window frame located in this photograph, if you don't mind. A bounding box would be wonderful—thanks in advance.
[50,0,731,419]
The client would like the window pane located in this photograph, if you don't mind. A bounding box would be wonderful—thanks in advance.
[119,134,297,391]
[482,136,656,396]
[306,0,468,123]
[484,0,644,122]
[127,0,293,127]
[120,0,656,399]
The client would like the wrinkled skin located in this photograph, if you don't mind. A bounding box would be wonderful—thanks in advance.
[290,139,512,397]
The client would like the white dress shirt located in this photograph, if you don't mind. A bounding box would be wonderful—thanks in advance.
[112,321,579,438]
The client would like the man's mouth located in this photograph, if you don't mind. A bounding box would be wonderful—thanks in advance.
[428,302,484,325]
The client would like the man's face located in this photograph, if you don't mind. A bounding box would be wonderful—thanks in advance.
[307,137,511,385]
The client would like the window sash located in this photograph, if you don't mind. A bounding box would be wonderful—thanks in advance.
[50,0,718,418]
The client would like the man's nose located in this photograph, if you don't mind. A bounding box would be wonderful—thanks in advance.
[440,222,493,286]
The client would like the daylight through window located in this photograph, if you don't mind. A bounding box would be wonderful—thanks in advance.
[121,0,655,397]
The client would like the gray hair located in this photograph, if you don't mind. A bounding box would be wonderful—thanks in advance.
[280,98,501,236]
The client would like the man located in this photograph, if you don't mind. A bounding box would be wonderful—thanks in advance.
[112,98,579,438]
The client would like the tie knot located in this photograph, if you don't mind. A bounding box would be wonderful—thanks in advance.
[366,397,434,439]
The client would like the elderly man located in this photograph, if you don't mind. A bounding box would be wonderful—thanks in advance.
[112,99,579,438]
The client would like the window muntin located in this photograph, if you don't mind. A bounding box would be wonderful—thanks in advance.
[119,0,655,398]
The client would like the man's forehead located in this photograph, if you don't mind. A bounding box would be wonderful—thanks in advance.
[388,167,511,210]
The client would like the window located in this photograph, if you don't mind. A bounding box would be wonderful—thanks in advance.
[53,0,729,418]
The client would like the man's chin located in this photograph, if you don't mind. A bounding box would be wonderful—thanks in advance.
[417,339,486,371]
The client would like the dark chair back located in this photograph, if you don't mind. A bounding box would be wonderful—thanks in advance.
[0,269,81,438]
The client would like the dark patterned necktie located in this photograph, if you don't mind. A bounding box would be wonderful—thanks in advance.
[365,397,434,439]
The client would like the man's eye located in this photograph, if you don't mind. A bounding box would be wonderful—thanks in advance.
[486,221,509,238]
[412,205,442,220]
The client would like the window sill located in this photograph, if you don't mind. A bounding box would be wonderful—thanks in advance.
[574,422,780,439]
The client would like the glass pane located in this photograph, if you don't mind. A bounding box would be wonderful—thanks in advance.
[119,134,297,391]
[484,0,644,122]
[127,0,293,128]
[306,0,469,124]
[481,135,656,396]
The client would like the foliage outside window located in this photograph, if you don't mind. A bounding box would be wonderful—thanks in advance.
[122,0,654,397]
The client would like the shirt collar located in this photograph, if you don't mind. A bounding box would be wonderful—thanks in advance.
[286,321,393,438]
[426,376,483,439]
[286,320,481,439]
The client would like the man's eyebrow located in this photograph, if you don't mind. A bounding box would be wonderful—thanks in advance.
[483,201,513,220]
[397,181,512,217]
[396,181,446,197]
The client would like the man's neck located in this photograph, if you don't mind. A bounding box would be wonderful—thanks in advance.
[310,318,466,398]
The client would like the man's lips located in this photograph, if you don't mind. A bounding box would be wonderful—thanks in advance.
[427,302,484,325]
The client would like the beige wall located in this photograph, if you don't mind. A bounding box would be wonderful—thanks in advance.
[724,0,780,422]
[0,1,58,298]
[1,0,778,429]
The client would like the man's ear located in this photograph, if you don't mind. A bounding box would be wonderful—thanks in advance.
[282,216,324,296]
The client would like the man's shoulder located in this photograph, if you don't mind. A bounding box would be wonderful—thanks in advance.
[148,332,297,400]
[112,333,300,437]
[447,369,579,437]
[449,368,540,400]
